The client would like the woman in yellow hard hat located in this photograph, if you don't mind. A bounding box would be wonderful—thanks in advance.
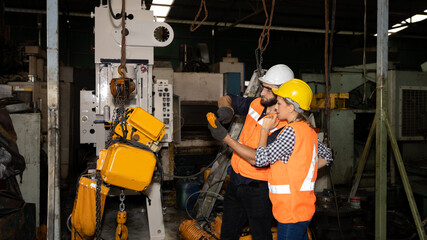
[259,79,318,240]
[208,79,324,240]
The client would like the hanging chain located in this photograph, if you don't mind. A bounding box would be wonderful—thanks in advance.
[257,0,275,52]
[255,48,264,78]
[106,97,127,148]
[96,1,128,239]
[190,0,208,32]
[106,0,129,148]
[119,190,126,212]
[255,0,275,79]
[95,171,102,239]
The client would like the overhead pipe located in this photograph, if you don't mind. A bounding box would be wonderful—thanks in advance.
[5,7,362,35]
[218,8,264,32]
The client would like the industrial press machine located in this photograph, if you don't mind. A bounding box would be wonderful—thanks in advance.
[77,1,174,239]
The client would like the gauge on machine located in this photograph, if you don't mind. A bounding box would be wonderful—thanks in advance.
[154,26,170,42]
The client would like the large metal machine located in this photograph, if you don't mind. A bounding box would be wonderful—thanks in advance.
[77,1,174,239]
[302,64,427,186]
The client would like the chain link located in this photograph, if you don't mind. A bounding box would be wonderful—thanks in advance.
[95,171,102,239]
[255,48,264,78]
[119,190,126,212]
[106,96,127,148]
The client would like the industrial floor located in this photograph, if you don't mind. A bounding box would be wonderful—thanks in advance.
[60,187,190,240]
[98,194,189,240]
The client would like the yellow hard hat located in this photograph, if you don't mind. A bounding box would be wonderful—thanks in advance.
[272,79,313,111]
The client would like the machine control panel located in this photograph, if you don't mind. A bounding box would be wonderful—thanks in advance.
[80,90,97,144]
[154,80,173,142]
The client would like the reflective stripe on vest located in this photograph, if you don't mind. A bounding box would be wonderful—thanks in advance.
[268,182,290,194]
[268,144,317,194]
[300,144,318,192]
[248,106,260,122]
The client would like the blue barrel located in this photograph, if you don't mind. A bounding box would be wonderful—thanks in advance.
[176,180,200,210]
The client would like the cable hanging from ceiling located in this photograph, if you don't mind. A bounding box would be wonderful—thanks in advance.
[190,0,208,32]
[255,0,276,78]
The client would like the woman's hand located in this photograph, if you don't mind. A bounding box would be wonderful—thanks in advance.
[262,113,279,130]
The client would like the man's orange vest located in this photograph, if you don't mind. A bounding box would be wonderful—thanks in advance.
[267,121,318,223]
[230,98,287,181]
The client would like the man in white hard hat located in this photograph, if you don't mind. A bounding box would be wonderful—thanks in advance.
[213,64,332,240]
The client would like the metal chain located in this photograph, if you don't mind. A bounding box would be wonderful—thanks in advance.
[106,96,127,148]
[95,171,102,239]
[107,0,129,148]
[255,48,264,78]
[95,1,127,239]
[119,190,126,212]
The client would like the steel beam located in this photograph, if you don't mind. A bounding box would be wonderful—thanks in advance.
[47,0,61,239]
[375,0,388,238]
[349,113,375,200]
[384,114,427,240]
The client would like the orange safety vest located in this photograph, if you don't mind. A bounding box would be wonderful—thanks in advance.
[268,121,318,223]
[230,98,287,181]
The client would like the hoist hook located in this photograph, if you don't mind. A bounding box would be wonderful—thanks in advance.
[118,65,127,79]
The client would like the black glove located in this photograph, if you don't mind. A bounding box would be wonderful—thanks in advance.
[208,119,228,141]
[217,107,234,124]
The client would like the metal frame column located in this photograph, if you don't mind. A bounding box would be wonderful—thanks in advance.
[47,0,61,238]
[375,0,388,238]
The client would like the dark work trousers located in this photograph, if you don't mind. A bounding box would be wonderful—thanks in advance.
[220,180,273,240]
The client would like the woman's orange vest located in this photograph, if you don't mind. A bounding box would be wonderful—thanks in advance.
[230,98,288,181]
[267,121,318,223]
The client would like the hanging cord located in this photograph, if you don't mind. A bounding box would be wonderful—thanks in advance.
[109,0,122,19]
[327,0,336,78]
[190,0,208,32]
[327,0,336,149]
[328,167,344,240]
[120,0,126,71]
[323,0,330,117]
[164,150,227,179]
[254,0,275,78]
[257,0,276,52]
[362,0,367,104]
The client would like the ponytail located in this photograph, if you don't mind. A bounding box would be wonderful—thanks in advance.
[283,98,314,128]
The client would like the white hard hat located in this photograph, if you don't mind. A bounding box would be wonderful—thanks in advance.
[259,64,294,86]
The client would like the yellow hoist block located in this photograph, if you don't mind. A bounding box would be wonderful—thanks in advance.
[114,107,165,152]
[71,176,110,240]
[179,216,222,240]
[97,143,157,191]
[311,92,349,109]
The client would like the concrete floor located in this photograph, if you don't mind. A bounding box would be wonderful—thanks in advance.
[99,194,189,240]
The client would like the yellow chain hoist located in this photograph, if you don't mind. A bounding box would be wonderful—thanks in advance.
[110,65,135,99]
